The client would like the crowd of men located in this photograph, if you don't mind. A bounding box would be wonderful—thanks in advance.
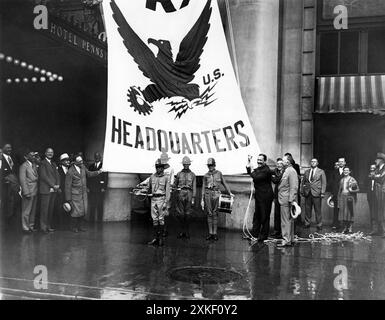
[2,142,385,246]
[0,144,106,233]
[247,152,385,247]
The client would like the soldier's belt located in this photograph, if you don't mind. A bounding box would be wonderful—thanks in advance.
[152,194,166,198]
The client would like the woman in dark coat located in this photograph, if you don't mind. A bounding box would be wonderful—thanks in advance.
[65,156,102,232]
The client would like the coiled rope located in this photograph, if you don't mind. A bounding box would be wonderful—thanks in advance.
[264,231,372,244]
[241,181,372,245]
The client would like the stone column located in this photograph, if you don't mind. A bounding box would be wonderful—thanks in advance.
[217,0,280,230]
[223,0,280,161]
[103,173,140,221]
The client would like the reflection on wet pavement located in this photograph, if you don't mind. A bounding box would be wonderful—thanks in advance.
[1,221,385,300]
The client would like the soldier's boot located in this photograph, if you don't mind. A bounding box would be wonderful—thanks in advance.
[206,216,213,240]
[212,215,218,240]
[184,215,190,239]
[378,221,385,236]
[158,225,165,246]
[348,222,353,234]
[148,225,159,246]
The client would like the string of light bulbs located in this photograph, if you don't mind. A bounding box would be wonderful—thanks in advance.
[0,52,64,84]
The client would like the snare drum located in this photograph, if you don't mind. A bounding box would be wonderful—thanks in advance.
[218,194,234,214]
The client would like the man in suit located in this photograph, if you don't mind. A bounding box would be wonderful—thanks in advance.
[19,150,39,233]
[87,152,107,222]
[271,158,284,238]
[367,164,380,235]
[277,155,299,247]
[55,153,71,230]
[0,148,3,220]
[65,155,102,232]
[246,153,274,242]
[39,147,60,233]
[330,157,346,230]
[1,143,20,224]
[301,158,327,230]
[373,153,385,237]
[285,153,302,232]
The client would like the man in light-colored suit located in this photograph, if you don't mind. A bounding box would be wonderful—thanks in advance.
[301,158,327,230]
[277,155,299,247]
[19,150,39,233]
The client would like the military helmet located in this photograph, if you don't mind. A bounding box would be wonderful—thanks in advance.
[155,158,164,167]
[207,158,216,166]
[182,156,192,165]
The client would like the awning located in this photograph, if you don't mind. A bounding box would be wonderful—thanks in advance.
[316,75,385,115]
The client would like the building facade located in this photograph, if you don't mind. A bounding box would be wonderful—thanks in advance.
[1,0,382,228]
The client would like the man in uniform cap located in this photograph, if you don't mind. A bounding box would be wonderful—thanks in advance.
[201,158,233,241]
[146,158,171,246]
[139,152,173,237]
[173,156,196,239]
[373,153,385,237]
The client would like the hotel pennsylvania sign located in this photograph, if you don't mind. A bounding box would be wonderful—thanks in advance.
[40,15,107,63]
[102,0,260,175]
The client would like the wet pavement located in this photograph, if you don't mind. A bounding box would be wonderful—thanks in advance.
[1,219,385,300]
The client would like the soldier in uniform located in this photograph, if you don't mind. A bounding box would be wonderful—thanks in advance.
[201,158,233,241]
[147,159,171,246]
[374,153,385,237]
[173,156,196,239]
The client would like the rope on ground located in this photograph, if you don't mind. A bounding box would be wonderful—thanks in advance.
[264,231,372,244]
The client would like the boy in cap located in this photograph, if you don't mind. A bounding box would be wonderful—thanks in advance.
[147,158,171,246]
[201,158,233,241]
[173,156,196,239]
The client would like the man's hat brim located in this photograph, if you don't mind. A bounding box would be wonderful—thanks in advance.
[376,153,385,161]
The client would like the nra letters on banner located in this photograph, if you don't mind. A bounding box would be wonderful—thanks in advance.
[102,0,260,175]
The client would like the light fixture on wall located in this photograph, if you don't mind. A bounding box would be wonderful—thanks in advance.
[0,52,64,85]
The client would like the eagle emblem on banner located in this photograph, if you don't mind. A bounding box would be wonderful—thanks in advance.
[110,0,216,118]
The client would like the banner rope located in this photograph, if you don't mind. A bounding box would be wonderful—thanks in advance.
[242,180,258,242]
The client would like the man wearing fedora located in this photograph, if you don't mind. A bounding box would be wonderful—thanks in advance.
[65,155,103,233]
[301,158,327,231]
[277,155,299,247]
[373,153,385,237]
[146,158,171,246]
[173,156,196,239]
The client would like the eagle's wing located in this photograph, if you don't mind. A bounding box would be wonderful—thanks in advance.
[174,0,212,83]
[110,0,181,92]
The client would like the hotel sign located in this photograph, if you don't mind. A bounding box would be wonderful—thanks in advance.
[40,16,107,64]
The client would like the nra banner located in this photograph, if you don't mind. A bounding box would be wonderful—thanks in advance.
[102,0,260,175]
